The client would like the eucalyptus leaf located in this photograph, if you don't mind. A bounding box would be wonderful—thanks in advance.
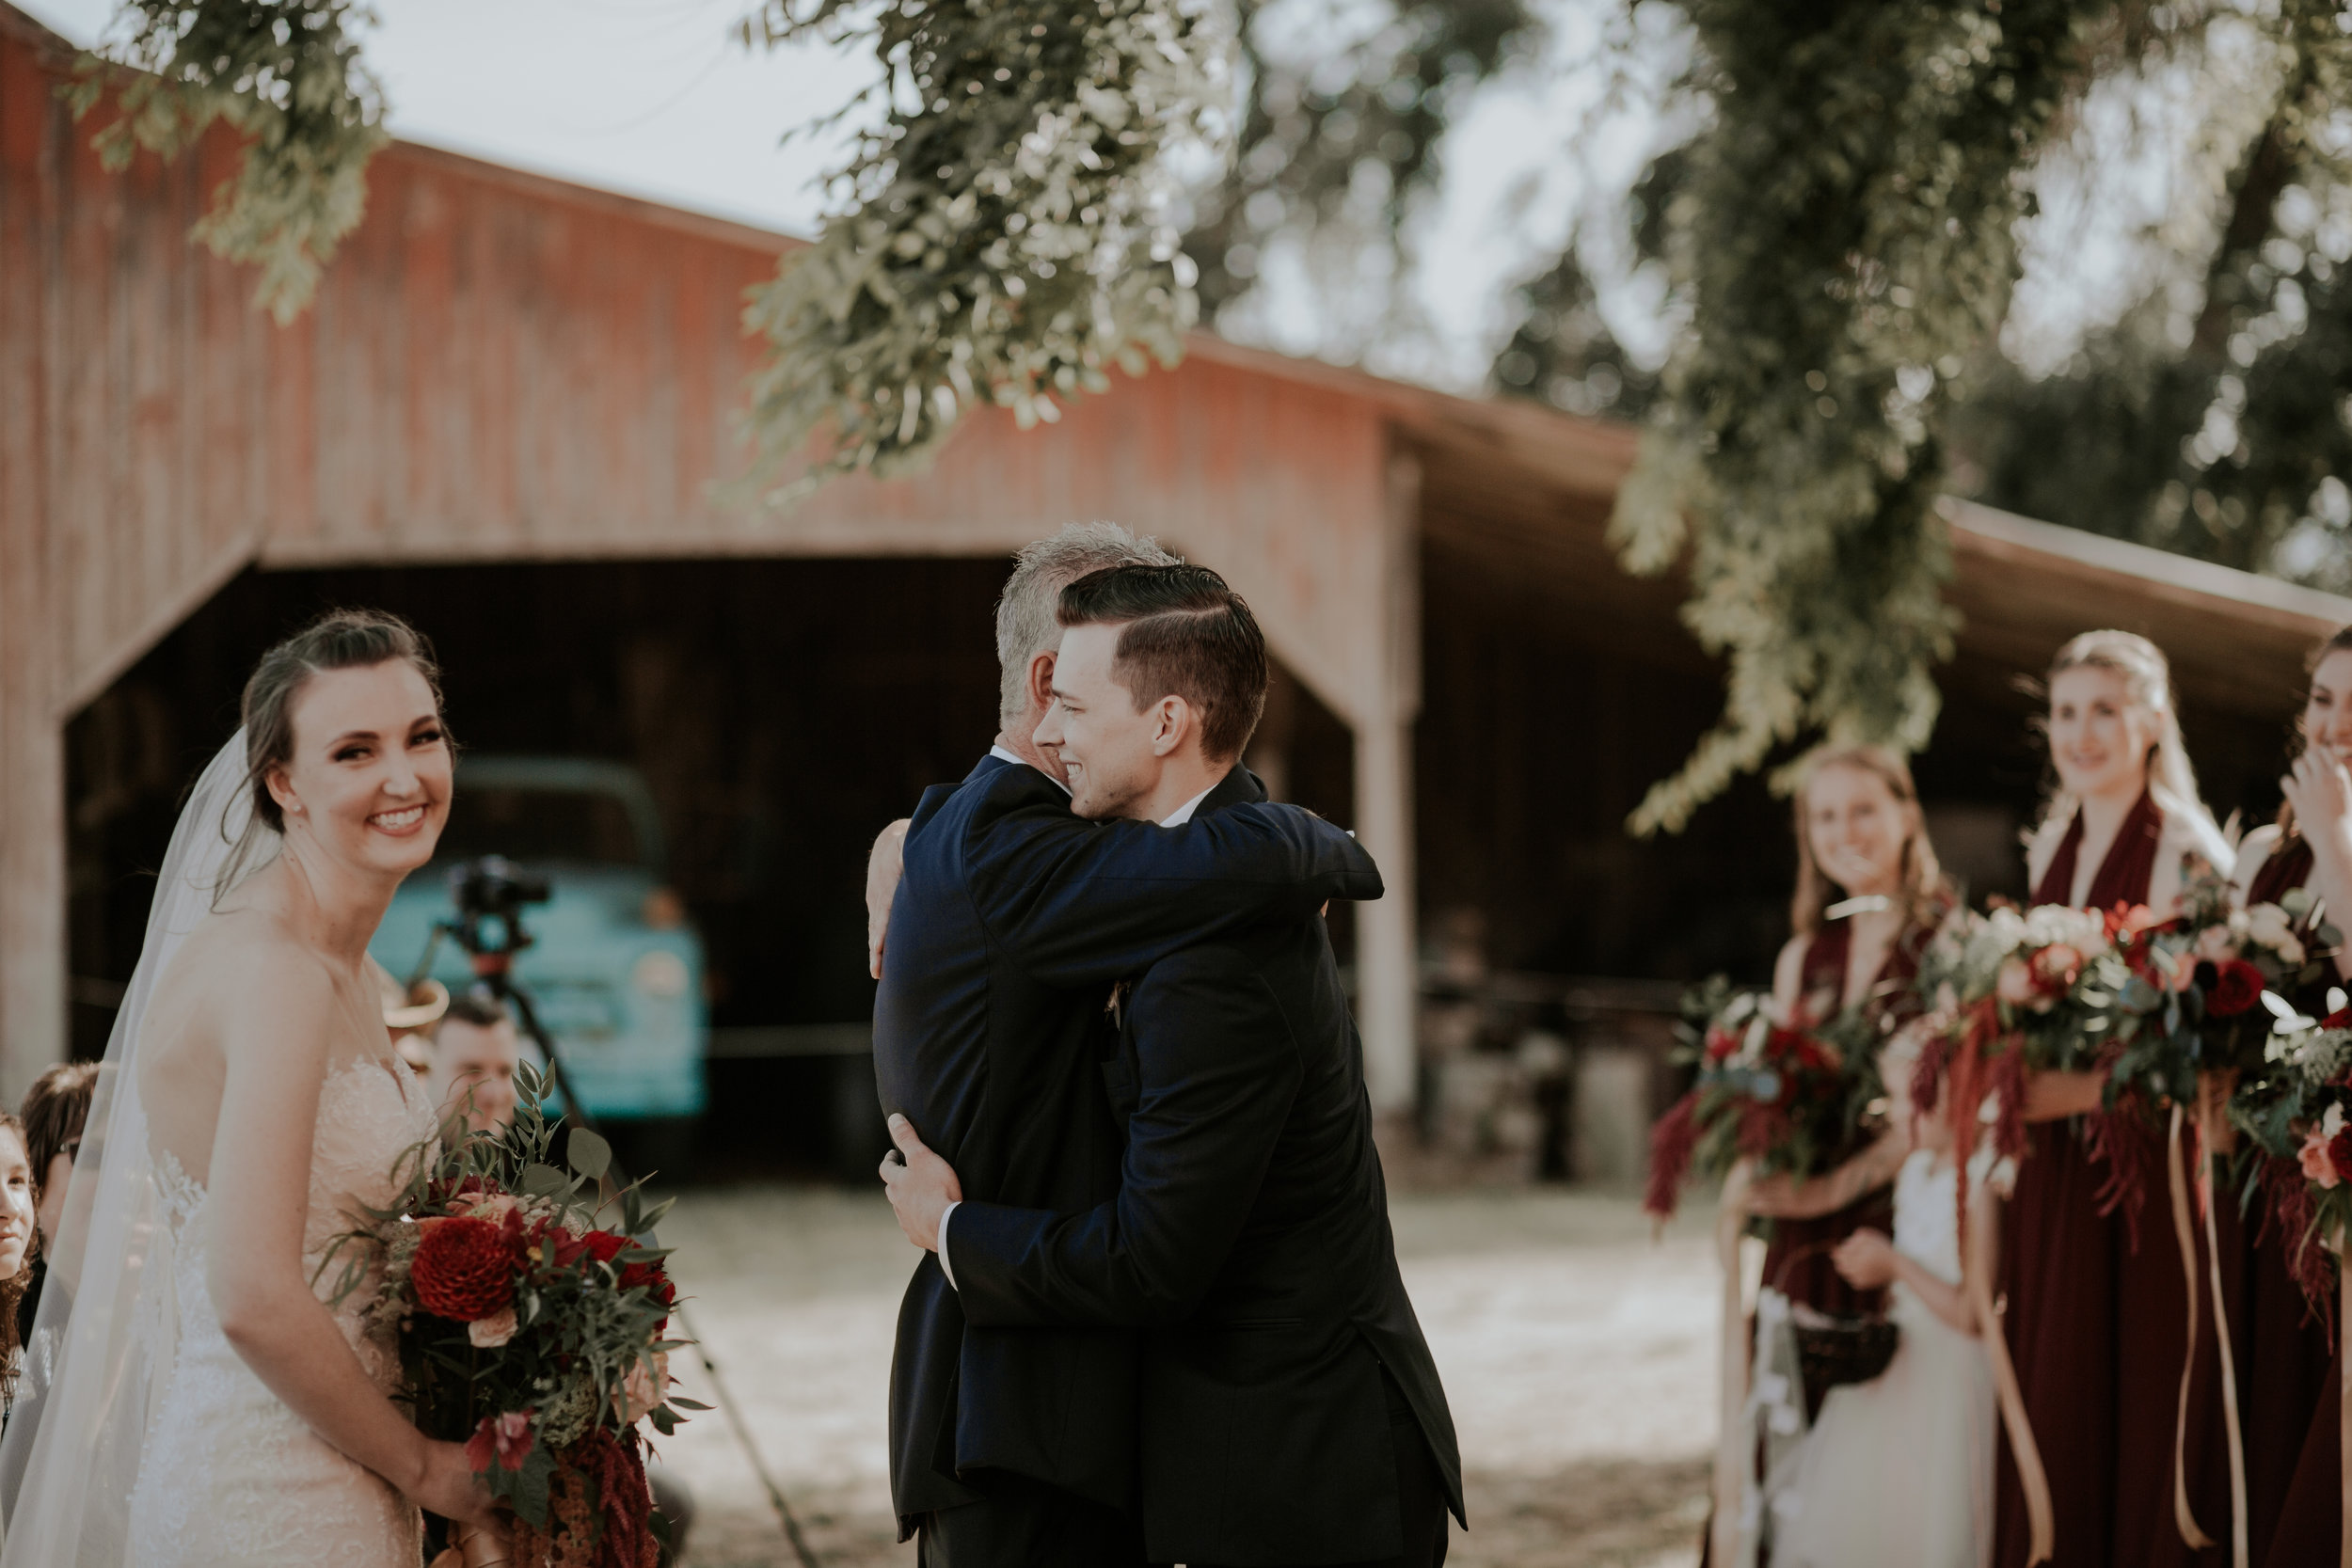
[567,1126,612,1182]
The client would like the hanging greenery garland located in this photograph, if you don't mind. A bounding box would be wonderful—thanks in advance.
[69,0,387,324]
[1611,0,2105,835]
[735,0,1226,500]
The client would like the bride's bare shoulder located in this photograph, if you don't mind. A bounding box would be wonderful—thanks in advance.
[149,911,342,1066]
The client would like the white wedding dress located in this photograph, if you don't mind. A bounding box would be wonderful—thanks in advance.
[123,1059,437,1566]
[1770,1148,1997,1568]
[0,735,437,1568]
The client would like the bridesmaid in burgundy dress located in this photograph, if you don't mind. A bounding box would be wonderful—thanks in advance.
[2235,626,2352,1566]
[1996,630,2235,1568]
[1744,747,1954,1334]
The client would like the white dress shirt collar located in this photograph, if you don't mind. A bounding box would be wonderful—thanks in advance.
[1160,784,1216,827]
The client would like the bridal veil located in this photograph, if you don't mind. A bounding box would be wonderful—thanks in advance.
[0,733,265,1565]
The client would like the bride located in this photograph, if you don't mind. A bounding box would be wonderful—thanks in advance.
[0,610,503,1565]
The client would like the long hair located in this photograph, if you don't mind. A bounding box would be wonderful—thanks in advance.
[1788,744,1949,937]
[2036,629,2225,849]
[2278,623,2352,836]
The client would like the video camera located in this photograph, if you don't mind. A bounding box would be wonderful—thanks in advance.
[442,854,551,962]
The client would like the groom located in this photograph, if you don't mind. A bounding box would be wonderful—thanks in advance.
[882,562,1464,1568]
[870,526,1384,1565]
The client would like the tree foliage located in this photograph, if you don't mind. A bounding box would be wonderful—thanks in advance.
[1950,3,2352,585]
[1609,0,2103,835]
[71,0,386,324]
[736,0,1224,499]
[1182,0,1537,322]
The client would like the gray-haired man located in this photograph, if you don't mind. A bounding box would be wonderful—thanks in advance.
[866,525,1383,1566]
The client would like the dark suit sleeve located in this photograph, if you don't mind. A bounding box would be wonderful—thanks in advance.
[969,796,1380,990]
[945,952,1298,1327]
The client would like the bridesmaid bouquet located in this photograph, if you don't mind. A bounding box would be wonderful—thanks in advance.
[1644,979,1883,1222]
[325,1066,695,1568]
[2109,873,2336,1108]
[1909,901,2171,1157]
[2230,1019,2352,1319]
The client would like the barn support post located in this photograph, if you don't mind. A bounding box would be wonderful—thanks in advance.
[1352,447,1422,1117]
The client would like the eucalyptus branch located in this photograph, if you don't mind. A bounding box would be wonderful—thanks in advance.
[736,0,1228,503]
[72,0,388,324]
[1616,0,2103,835]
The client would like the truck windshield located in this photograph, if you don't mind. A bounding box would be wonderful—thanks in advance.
[434,787,643,868]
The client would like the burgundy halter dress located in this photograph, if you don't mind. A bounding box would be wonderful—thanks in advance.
[1994,789,2231,1568]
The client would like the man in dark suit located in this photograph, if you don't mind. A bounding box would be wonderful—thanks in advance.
[870,527,1384,1567]
[882,562,1464,1568]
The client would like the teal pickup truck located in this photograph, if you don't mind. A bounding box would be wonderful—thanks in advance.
[372,756,707,1126]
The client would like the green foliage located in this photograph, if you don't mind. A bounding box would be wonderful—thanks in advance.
[1950,1,2352,582]
[1489,248,1657,419]
[71,0,387,324]
[1184,0,1537,318]
[1614,0,2104,835]
[735,0,1223,501]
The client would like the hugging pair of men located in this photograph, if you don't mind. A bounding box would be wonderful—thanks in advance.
[866,524,1462,1568]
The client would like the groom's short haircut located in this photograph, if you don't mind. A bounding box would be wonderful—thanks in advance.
[994,523,1181,727]
[1057,563,1269,762]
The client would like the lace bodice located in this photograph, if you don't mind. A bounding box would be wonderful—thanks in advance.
[129,1057,437,1568]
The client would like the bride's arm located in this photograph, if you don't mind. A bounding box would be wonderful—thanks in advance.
[204,953,498,1528]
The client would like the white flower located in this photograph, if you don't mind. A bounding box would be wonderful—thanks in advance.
[2248,904,2306,966]
[468,1307,517,1349]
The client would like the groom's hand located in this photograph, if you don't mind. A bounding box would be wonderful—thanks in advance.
[880,1113,961,1251]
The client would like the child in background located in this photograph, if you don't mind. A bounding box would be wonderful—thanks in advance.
[425,991,525,1135]
[0,1112,38,1419]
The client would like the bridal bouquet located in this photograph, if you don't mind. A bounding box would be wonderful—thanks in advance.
[1644,979,1883,1222]
[325,1066,696,1568]
[2108,873,2338,1109]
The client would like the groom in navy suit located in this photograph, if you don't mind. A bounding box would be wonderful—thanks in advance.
[867,526,1383,1566]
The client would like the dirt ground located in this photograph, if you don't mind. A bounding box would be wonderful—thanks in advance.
[652,1185,1722,1568]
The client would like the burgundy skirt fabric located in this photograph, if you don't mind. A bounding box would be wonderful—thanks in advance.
[1994,1121,2122,1568]
[2239,1208,2336,1565]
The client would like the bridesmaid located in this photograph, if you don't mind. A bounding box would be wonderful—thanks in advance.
[2234,625,2352,1566]
[1746,747,1955,1325]
[1995,629,2235,1568]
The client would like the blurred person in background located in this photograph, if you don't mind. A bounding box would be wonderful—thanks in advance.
[424,991,522,1135]
[0,1112,35,1424]
[17,1062,96,1342]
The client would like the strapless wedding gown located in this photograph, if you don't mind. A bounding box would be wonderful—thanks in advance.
[124,1059,437,1567]
[1771,1148,1997,1568]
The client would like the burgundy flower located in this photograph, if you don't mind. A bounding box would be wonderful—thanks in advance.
[465,1410,535,1473]
[2207,959,2266,1018]
[411,1216,517,1322]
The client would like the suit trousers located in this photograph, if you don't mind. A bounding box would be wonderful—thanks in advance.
[915,1472,1145,1568]
[1185,1374,1452,1568]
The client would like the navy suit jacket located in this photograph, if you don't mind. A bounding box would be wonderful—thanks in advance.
[871,753,1382,1528]
[943,774,1463,1565]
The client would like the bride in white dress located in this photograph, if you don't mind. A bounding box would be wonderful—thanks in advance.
[0,610,504,1566]
[1768,1069,1998,1568]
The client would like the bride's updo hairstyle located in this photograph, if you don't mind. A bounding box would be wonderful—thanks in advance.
[1787,744,1949,936]
[2037,629,2217,837]
[220,609,449,889]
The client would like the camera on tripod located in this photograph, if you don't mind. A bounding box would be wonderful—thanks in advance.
[443,854,552,961]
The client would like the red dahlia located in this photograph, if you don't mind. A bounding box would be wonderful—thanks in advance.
[412,1216,518,1322]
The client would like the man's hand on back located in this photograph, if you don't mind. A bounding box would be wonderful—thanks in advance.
[866,819,911,979]
[880,1114,961,1251]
